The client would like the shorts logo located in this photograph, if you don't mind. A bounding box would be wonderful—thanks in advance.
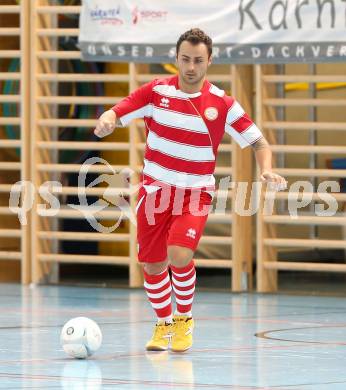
[186,228,196,239]
[160,97,170,108]
[204,107,218,121]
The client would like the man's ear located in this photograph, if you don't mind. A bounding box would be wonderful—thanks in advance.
[208,56,212,66]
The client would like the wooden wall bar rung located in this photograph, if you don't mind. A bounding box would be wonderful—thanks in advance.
[264,238,346,249]
[0,140,21,148]
[264,261,346,273]
[271,145,346,154]
[214,167,232,175]
[0,162,21,170]
[0,252,22,260]
[195,259,233,268]
[38,254,130,265]
[263,215,346,225]
[37,141,130,151]
[0,95,20,103]
[37,28,78,37]
[45,186,131,196]
[38,74,130,82]
[37,208,125,220]
[264,121,346,131]
[264,98,346,107]
[36,6,81,14]
[37,51,81,59]
[0,72,20,80]
[37,96,122,105]
[37,163,131,173]
[263,75,346,83]
[0,185,16,192]
[0,6,20,13]
[200,236,233,245]
[0,118,20,125]
[0,230,21,238]
[38,119,96,127]
[39,231,130,242]
[274,192,346,202]
[0,207,18,215]
[0,50,20,58]
[207,213,233,223]
[275,168,346,177]
[0,28,20,36]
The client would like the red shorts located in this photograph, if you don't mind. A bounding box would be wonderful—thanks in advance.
[136,185,212,263]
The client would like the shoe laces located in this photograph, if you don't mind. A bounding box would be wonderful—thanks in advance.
[153,322,172,340]
[173,317,193,336]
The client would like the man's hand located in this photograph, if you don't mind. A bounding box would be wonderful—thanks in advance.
[260,171,287,191]
[94,109,117,138]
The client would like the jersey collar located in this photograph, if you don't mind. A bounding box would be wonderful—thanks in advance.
[173,75,210,98]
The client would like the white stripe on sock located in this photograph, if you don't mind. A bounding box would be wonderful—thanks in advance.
[144,274,170,290]
[171,268,195,278]
[175,296,194,305]
[172,273,196,287]
[172,285,195,296]
[151,296,172,309]
[146,285,172,299]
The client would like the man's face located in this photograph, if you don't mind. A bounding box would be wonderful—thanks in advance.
[176,41,211,86]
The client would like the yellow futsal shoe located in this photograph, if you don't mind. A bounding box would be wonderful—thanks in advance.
[171,315,194,352]
[146,322,172,351]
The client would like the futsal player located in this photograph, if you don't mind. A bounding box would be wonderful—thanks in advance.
[94,28,287,352]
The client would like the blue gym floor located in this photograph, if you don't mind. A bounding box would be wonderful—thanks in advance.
[1,283,346,389]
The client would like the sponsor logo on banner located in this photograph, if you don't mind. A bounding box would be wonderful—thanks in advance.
[132,5,168,24]
[90,5,124,25]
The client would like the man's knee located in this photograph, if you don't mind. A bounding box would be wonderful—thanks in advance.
[167,245,193,268]
[143,259,169,275]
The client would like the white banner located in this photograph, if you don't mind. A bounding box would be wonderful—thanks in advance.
[79,0,346,63]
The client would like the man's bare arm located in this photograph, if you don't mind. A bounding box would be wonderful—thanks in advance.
[252,136,287,190]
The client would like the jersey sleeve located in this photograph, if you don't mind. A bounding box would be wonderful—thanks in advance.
[223,96,263,149]
[111,80,156,126]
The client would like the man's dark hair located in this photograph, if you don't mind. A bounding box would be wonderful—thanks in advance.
[176,28,212,58]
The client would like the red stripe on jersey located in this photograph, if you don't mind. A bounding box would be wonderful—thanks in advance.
[229,113,253,134]
[145,148,216,176]
[148,119,212,147]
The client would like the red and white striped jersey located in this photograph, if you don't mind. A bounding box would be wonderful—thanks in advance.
[112,75,263,190]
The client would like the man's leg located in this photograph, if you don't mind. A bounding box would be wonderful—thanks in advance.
[168,246,195,317]
[143,260,172,323]
[137,187,173,351]
[166,191,212,352]
[143,260,174,351]
[167,246,196,352]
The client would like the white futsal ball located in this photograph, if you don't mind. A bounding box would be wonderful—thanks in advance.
[60,317,102,359]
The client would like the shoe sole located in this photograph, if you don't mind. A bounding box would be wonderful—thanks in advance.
[170,346,192,353]
[146,346,169,351]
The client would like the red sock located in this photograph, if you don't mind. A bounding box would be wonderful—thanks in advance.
[143,268,172,322]
[170,260,196,316]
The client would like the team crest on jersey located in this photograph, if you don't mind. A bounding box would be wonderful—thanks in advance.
[204,107,218,121]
